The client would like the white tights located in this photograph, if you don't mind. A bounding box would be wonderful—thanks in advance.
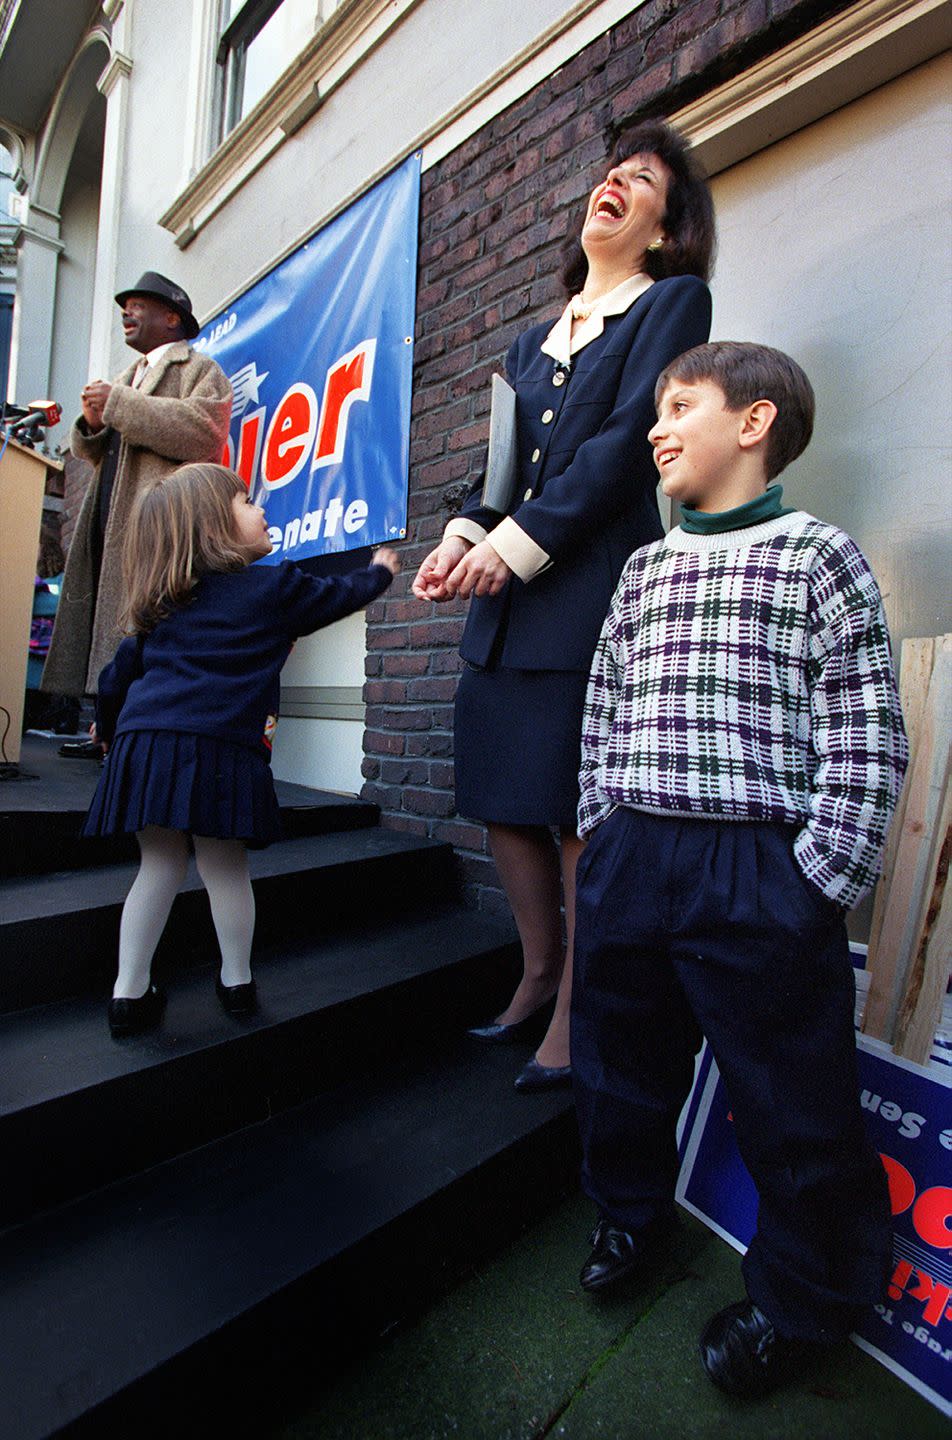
[113,825,255,999]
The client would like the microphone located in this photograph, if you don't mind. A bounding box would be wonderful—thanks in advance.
[12,400,62,429]
[1,398,61,452]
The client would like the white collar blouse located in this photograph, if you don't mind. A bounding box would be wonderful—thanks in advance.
[539,272,655,368]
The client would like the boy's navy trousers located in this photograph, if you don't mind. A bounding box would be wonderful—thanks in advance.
[571,806,892,1344]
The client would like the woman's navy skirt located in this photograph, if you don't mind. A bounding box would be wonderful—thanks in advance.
[82,729,283,847]
[453,664,589,829]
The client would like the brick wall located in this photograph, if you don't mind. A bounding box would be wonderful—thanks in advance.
[361,0,855,911]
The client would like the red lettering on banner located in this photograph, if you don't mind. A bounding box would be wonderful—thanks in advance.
[227,339,379,500]
[313,340,377,471]
[887,1261,952,1327]
[888,1259,914,1302]
[882,1158,952,1252]
[262,383,318,489]
[879,1160,952,1330]
[913,1186,952,1251]
[907,1272,952,1327]
[235,407,266,488]
[881,1152,917,1217]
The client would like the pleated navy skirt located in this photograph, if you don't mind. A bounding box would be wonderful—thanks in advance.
[453,665,589,829]
[82,729,283,847]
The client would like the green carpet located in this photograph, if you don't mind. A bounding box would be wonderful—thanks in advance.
[271,1190,947,1440]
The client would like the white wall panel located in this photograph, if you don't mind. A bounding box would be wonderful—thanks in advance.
[270,713,366,792]
[48,171,99,436]
[708,53,952,645]
[280,609,366,689]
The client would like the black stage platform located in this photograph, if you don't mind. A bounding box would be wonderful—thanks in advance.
[3,731,363,814]
[0,733,374,875]
[0,732,580,1440]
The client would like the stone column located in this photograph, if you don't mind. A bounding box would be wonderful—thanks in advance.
[9,209,63,404]
[86,20,132,379]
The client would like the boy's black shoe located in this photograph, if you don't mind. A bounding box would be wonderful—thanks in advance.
[580,1212,677,1292]
[700,1299,813,1397]
[108,984,164,1037]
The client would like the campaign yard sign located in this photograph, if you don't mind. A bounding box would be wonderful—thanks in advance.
[676,1035,952,1416]
[194,153,420,562]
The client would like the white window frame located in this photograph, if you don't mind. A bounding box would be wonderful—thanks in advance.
[214,0,328,146]
[164,0,414,247]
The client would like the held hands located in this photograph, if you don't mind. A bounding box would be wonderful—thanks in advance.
[411,536,470,602]
[445,539,512,599]
[411,536,512,602]
[372,546,401,576]
[81,380,112,433]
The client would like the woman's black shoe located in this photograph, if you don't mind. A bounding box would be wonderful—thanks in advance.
[216,977,257,1015]
[108,984,164,1037]
[467,996,555,1044]
[513,1057,573,1091]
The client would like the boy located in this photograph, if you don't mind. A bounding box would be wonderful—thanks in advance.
[572,342,908,1397]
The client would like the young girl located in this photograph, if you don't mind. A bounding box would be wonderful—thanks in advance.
[83,462,399,1036]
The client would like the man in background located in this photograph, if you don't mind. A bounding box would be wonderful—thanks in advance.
[45,271,231,757]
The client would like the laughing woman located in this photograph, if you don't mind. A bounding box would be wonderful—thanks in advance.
[412,120,716,1090]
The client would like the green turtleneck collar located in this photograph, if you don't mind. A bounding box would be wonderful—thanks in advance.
[679,485,793,535]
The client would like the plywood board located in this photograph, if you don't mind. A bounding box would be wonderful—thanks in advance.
[863,651,952,1040]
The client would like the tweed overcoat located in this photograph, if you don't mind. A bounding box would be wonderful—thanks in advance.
[42,342,232,695]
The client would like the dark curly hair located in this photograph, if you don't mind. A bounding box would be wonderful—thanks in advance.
[561,118,716,295]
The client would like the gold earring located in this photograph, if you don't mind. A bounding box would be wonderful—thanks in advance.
[647,237,664,252]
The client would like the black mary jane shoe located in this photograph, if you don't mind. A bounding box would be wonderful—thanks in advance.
[579,1212,677,1292]
[59,737,105,760]
[215,977,257,1016]
[467,996,555,1044]
[699,1298,813,1398]
[108,983,165,1037]
[513,1057,573,1092]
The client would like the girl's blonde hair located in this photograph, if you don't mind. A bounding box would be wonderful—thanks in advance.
[120,463,254,633]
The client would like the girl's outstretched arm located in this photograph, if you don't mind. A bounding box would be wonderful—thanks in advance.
[279,554,398,638]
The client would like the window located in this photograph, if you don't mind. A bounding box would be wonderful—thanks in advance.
[216,0,341,140]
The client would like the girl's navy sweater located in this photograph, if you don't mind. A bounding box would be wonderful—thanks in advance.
[96,560,392,753]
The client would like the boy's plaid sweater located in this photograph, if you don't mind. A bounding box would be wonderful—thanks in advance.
[578,512,908,909]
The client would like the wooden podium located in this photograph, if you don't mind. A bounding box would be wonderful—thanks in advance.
[0,436,64,764]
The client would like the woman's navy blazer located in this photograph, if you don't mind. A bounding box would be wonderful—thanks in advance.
[458,274,712,672]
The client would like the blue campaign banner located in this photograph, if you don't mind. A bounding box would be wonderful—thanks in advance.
[676,1034,952,1415]
[193,154,420,562]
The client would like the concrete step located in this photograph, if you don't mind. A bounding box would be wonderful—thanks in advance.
[0,828,456,1012]
[0,1040,579,1440]
[0,904,521,1225]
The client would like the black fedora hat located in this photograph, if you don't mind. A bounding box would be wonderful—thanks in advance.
[114,271,200,340]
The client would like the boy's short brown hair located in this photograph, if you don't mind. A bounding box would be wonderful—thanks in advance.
[655,341,815,481]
